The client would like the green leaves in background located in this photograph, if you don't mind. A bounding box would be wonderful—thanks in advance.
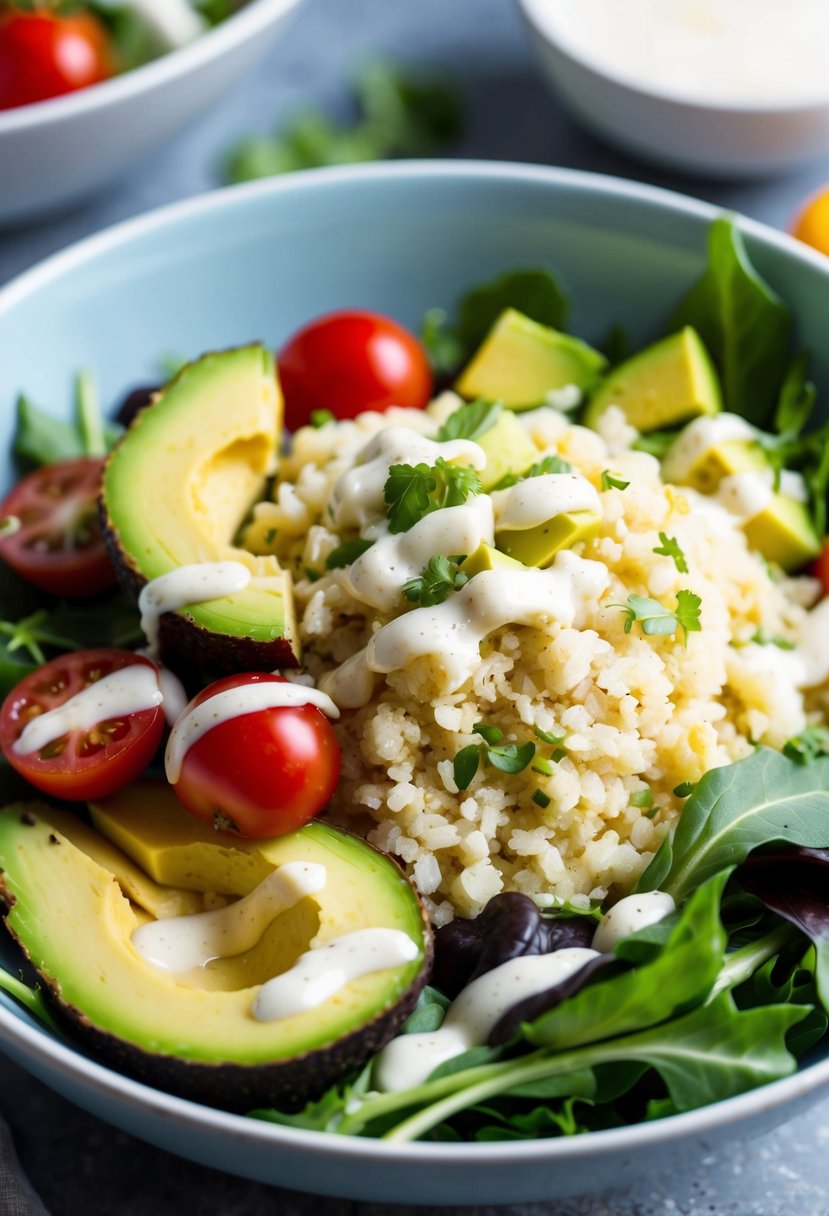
[224,62,463,184]
[672,217,791,428]
[14,372,121,468]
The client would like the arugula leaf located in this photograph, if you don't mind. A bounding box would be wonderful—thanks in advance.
[671,217,791,427]
[639,747,829,902]
[601,471,629,491]
[326,538,375,569]
[783,724,829,765]
[652,532,688,574]
[14,376,121,468]
[0,966,60,1033]
[384,459,481,533]
[402,986,450,1035]
[613,590,701,643]
[435,399,501,443]
[224,62,462,184]
[402,556,468,607]
[774,352,817,437]
[421,308,466,376]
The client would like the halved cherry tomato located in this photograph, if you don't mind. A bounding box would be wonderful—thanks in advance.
[0,649,164,801]
[171,673,341,837]
[0,458,116,598]
[0,9,113,111]
[278,309,433,431]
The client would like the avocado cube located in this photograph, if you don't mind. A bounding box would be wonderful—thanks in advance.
[459,543,527,579]
[673,437,767,494]
[496,510,601,568]
[474,411,539,491]
[456,308,606,411]
[584,327,722,433]
[742,493,821,572]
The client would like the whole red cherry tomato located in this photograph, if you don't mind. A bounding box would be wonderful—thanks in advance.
[0,649,164,801]
[0,9,112,111]
[0,458,117,598]
[278,309,433,431]
[169,673,341,838]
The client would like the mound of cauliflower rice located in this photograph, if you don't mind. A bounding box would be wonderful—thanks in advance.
[243,396,824,927]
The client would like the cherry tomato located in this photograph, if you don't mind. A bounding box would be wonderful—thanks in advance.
[0,649,164,801]
[0,458,117,599]
[811,543,829,595]
[171,673,341,837]
[278,309,433,431]
[791,186,829,257]
[0,9,112,111]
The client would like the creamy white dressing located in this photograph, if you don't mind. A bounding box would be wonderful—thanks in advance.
[491,473,600,532]
[591,891,676,954]
[374,948,598,1092]
[345,497,495,613]
[131,862,327,973]
[366,550,609,695]
[13,665,162,756]
[330,428,486,533]
[526,0,829,106]
[138,561,252,657]
[318,647,378,710]
[165,682,340,783]
[714,471,774,522]
[661,414,756,486]
[796,597,829,688]
[95,0,205,47]
[253,928,420,1023]
[136,647,189,727]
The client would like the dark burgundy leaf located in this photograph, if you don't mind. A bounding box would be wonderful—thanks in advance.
[116,386,159,428]
[738,846,829,942]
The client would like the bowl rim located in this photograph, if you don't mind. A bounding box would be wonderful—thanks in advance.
[1,158,829,1168]
[0,0,301,134]
[516,0,829,116]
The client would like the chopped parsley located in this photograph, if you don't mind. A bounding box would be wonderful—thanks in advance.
[749,629,795,650]
[601,470,629,491]
[532,789,551,809]
[384,459,482,534]
[304,567,321,583]
[613,589,702,644]
[652,532,688,574]
[402,556,468,607]
[310,409,335,428]
[492,454,573,491]
[630,789,654,809]
[783,724,829,765]
[435,399,501,442]
[325,538,375,569]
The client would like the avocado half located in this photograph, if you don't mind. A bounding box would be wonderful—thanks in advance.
[0,785,432,1112]
[99,345,299,672]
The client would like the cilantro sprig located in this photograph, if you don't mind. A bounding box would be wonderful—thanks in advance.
[652,533,688,574]
[492,454,573,492]
[612,590,702,644]
[402,556,468,607]
[384,459,482,534]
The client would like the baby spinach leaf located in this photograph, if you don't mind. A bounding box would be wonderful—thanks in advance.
[671,217,790,427]
[525,871,729,1051]
[435,398,501,443]
[738,846,829,1010]
[326,538,375,569]
[456,269,569,354]
[640,748,829,903]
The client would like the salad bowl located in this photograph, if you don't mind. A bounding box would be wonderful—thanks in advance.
[1,162,829,1204]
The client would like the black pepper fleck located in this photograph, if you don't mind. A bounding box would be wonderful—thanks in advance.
[49,834,60,845]
[20,810,37,827]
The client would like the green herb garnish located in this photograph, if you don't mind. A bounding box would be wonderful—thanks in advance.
[783,725,829,766]
[435,399,501,443]
[310,409,335,428]
[601,470,629,491]
[452,724,537,790]
[402,556,468,607]
[326,539,375,569]
[384,459,481,534]
[652,532,689,574]
[492,455,573,491]
[613,590,702,644]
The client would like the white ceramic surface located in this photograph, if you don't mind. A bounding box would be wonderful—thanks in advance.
[0,0,302,225]
[1,162,829,1204]
[517,0,829,178]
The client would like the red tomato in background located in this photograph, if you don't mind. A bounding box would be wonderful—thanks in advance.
[0,9,112,111]
[812,543,829,595]
[171,673,341,838]
[0,649,164,801]
[278,309,433,431]
[0,458,116,598]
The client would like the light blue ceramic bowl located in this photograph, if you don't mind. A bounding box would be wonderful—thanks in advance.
[1,162,828,1205]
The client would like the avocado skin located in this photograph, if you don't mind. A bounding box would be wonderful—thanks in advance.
[98,512,299,675]
[0,816,433,1114]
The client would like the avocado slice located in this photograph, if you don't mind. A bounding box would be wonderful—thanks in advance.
[0,788,430,1112]
[664,435,766,494]
[584,328,722,433]
[742,494,821,571]
[474,411,539,491]
[100,346,298,671]
[458,543,526,578]
[496,510,601,568]
[455,309,606,410]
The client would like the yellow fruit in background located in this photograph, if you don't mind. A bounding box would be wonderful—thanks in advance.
[791,186,829,256]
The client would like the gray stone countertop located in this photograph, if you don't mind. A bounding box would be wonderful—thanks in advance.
[2,0,829,1211]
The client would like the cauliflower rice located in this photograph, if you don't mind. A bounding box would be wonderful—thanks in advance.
[245,396,822,927]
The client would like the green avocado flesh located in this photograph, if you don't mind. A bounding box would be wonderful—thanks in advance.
[456,309,606,409]
[584,327,721,432]
[0,791,428,1074]
[101,346,297,656]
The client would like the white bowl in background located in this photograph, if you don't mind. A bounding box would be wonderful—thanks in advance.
[517,0,829,178]
[0,0,303,225]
